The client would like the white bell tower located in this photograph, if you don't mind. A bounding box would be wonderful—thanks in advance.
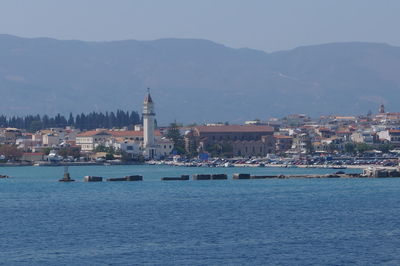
[143,88,156,159]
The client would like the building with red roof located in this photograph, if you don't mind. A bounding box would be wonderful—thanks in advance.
[185,125,275,157]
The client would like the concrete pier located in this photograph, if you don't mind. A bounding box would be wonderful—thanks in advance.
[233,173,251,179]
[162,175,189,181]
[233,172,364,179]
[211,174,228,180]
[107,175,143,181]
[84,176,103,182]
[250,175,278,179]
[192,174,212,180]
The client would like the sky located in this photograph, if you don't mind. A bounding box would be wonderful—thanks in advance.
[0,0,399,52]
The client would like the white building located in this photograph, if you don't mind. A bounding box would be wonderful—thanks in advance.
[76,130,111,152]
[351,131,376,144]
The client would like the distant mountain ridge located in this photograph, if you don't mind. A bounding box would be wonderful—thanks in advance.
[0,34,399,124]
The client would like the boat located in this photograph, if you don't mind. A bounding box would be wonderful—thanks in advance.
[224,162,233,167]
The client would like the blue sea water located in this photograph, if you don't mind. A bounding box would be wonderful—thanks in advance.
[1,165,400,265]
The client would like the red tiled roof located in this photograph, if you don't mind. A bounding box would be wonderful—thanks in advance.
[77,130,110,137]
[110,130,161,137]
[274,135,292,139]
[195,125,273,133]
[77,130,161,137]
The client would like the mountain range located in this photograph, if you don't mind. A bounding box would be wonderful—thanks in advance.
[1,34,399,124]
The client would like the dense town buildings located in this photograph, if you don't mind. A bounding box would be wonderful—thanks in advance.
[2,101,400,163]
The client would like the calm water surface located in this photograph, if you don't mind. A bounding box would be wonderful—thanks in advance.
[1,165,400,265]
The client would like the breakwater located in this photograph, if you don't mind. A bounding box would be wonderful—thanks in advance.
[56,167,400,183]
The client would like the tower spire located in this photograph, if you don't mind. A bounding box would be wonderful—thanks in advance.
[144,87,153,104]
[379,103,385,114]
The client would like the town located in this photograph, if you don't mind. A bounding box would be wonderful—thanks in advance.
[1,91,400,168]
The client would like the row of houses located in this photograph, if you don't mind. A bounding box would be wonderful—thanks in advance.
[2,103,400,161]
[181,105,400,156]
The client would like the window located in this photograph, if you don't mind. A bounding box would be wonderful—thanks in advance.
[127,146,133,151]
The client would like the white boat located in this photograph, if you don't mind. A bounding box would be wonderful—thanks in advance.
[224,162,233,167]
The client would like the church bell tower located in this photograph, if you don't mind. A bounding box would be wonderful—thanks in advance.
[379,103,385,114]
[143,88,156,159]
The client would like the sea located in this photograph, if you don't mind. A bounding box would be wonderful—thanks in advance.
[1,165,400,265]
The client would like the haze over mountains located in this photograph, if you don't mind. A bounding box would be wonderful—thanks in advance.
[0,34,399,124]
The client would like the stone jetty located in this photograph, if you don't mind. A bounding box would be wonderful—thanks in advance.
[106,175,143,181]
[161,175,190,181]
[192,174,228,180]
[84,176,103,182]
[232,172,361,179]
[63,166,400,183]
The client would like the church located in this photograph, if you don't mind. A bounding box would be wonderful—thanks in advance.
[76,90,174,159]
[141,89,169,159]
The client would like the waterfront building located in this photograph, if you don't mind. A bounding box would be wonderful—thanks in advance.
[351,131,378,144]
[378,129,400,147]
[0,128,22,145]
[21,152,44,162]
[274,135,293,153]
[185,125,275,157]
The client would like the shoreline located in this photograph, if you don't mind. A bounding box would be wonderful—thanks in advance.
[0,161,397,171]
[0,161,143,167]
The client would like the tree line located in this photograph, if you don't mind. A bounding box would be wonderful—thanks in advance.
[0,110,141,131]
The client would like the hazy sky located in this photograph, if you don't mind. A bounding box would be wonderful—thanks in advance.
[1,0,399,52]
